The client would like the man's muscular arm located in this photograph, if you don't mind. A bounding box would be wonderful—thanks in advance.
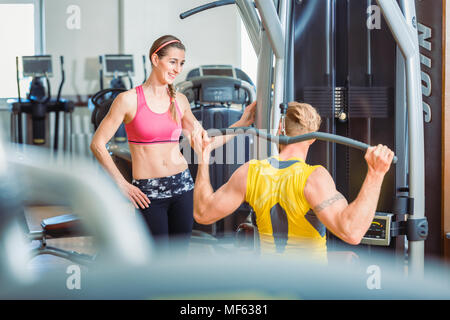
[304,145,394,245]
[194,162,249,225]
[313,193,346,213]
[191,129,248,225]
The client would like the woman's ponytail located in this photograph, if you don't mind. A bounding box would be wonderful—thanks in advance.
[167,83,179,123]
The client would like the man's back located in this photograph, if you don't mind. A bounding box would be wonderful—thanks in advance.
[193,102,394,261]
[246,156,327,263]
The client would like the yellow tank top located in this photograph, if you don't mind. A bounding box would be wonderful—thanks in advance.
[245,156,327,264]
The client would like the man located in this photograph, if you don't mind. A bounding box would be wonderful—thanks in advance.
[192,102,394,263]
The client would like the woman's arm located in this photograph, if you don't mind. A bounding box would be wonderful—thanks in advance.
[178,92,256,150]
[90,91,150,209]
[90,92,130,185]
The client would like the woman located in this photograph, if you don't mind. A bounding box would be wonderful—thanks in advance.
[90,35,255,253]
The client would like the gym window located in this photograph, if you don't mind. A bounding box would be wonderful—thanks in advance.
[0,0,43,101]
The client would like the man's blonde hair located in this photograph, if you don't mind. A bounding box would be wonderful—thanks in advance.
[284,102,321,136]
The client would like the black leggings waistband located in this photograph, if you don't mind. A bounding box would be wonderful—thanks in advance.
[132,169,194,199]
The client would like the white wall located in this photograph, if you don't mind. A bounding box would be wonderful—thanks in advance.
[43,0,242,99]
[121,0,242,86]
[45,0,120,98]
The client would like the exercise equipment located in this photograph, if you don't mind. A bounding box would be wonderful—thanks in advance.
[10,57,133,265]
[27,214,96,266]
[361,213,394,246]
[27,85,130,265]
[176,65,256,237]
[19,100,400,269]
[0,140,153,281]
[185,64,255,87]
[178,65,255,108]
[206,102,399,250]
[291,0,427,274]
[99,54,134,90]
[180,0,428,276]
[90,88,127,132]
[11,55,74,150]
[17,55,134,265]
[207,125,398,163]
[0,0,448,297]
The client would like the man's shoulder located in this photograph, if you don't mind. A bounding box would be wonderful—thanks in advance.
[306,165,331,181]
[304,165,334,196]
[236,161,251,175]
[231,162,251,186]
[248,158,261,165]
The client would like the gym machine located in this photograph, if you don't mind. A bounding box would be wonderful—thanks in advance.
[24,55,141,264]
[0,0,447,300]
[99,54,135,92]
[180,0,428,276]
[9,54,138,266]
[11,55,74,151]
[176,64,256,237]
[291,0,427,275]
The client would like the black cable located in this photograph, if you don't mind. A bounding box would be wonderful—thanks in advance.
[16,56,22,103]
[180,0,235,19]
[56,56,65,102]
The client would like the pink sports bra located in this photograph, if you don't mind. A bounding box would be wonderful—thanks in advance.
[125,85,183,145]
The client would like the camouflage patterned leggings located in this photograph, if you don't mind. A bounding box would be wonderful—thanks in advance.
[132,169,194,253]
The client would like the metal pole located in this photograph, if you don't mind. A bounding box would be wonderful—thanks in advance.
[270,0,287,144]
[376,0,425,277]
[236,0,262,55]
[255,33,273,159]
[395,0,410,267]
[235,0,270,159]
[254,0,285,59]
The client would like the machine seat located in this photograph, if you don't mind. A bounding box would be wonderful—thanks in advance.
[40,214,88,238]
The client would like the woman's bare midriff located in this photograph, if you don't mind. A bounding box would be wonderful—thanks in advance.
[129,142,188,179]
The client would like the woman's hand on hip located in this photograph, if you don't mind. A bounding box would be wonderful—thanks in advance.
[118,181,151,209]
